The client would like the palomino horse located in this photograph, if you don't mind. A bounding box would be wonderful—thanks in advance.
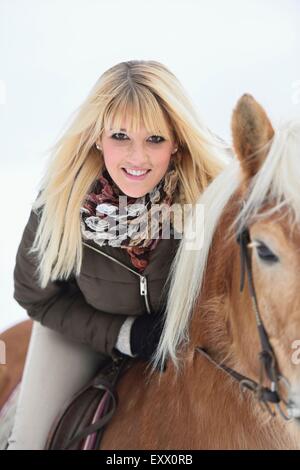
[98,94,300,449]
[1,95,300,449]
[0,320,32,409]
[0,320,32,447]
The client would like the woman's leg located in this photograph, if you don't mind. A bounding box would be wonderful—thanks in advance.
[7,320,107,450]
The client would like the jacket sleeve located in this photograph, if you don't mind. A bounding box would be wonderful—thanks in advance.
[13,208,126,358]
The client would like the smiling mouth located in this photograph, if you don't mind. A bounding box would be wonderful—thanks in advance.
[121,168,151,179]
[122,168,151,175]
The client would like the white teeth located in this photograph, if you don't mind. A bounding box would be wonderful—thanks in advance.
[124,168,148,176]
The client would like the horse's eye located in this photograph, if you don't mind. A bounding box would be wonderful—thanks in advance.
[256,241,279,264]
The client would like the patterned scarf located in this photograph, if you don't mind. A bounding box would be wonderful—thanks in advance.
[80,160,180,272]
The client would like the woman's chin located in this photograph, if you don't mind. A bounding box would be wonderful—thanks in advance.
[119,187,149,198]
[117,179,154,198]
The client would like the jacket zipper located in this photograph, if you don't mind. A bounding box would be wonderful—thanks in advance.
[82,241,152,314]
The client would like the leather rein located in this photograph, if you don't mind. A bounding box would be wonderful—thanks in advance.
[196,227,292,420]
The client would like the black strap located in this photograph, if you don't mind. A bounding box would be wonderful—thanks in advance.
[195,347,280,404]
[195,225,285,410]
[237,227,280,384]
[62,354,131,450]
[237,228,249,293]
[62,385,118,450]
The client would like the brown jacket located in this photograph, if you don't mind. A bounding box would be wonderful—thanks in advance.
[13,208,180,358]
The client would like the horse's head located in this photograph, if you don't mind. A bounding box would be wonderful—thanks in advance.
[232,94,300,421]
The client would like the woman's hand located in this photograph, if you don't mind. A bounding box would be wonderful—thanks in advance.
[130,311,166,371]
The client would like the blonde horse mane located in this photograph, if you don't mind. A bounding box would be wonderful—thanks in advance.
[152,118,300,374]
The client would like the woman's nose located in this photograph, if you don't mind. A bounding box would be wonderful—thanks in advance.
[127,142,150,165]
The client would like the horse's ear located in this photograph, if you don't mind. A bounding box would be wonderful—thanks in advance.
[231,94,274,180]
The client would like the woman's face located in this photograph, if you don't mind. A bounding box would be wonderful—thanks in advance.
[97,122,177,198]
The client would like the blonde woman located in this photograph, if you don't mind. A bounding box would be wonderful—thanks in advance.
[7,60,225,449]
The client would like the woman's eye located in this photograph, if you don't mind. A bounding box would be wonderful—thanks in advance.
[111,133,128,141]
[256,241,279,264]
[110,133,165,143]
[148,135,165,144]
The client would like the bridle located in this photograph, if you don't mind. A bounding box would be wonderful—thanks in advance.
[196,226,292,421]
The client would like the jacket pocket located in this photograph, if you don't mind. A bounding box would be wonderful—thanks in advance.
[76,272,145,316]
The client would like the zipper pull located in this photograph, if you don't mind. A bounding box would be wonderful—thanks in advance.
[140,276,147,296]
[140,276,151,314]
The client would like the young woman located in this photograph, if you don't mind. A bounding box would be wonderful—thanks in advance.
[7,60,225,449]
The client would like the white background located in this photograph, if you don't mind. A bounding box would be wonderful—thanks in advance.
[0,0,299,332]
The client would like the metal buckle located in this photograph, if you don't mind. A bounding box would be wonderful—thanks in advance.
[275,375,293,421]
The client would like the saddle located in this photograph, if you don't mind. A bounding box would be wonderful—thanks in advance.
[44,352,133,450]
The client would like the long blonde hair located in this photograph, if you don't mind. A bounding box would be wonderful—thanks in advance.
[152,118,300,374]
[30,60,226,288]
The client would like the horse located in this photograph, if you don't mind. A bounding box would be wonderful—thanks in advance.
[1,94,300,449]
[0,320,32,448]
[0,320,32,409]
[98,94,300,449]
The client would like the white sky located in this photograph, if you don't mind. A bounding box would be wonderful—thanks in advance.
[0,0,299,331]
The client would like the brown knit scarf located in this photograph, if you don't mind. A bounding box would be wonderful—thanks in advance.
[80,160,180,272]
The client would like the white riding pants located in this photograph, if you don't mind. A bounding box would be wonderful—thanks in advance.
[6,320,107,450]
